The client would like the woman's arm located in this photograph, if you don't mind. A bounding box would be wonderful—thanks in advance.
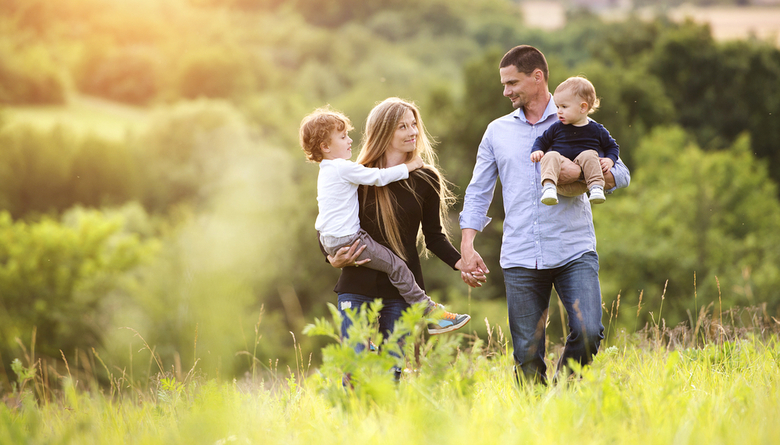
[418,170,461,269]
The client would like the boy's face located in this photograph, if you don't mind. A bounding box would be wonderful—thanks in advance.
[322,128,353,160]
[553,89,588,126]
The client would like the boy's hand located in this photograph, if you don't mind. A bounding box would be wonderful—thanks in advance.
[406,155,424,172]
[600,157,614,173]
[530,150,544,163]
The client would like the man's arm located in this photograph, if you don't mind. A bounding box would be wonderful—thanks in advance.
[459,133,497,286]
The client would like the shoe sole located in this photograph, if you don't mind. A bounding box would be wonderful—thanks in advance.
[589,197,605,204]
[541,197,558,205]
[427,315,471,335]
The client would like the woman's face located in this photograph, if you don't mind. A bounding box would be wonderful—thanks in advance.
[387,108,418,157]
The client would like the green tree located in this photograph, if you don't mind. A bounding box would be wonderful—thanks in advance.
[175,47,255,100]
[76,45,162,105]
[647,21,780,187]
[597,126,780,326]
[0,124,140,218]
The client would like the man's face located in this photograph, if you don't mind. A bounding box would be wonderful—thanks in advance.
[500,65,537,109]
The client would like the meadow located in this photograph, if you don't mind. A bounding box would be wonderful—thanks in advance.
[3,1,780,443]
[3,304,779,445]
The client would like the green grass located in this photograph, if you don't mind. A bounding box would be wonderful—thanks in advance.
[2,306,780,444]
[3,95,150,141]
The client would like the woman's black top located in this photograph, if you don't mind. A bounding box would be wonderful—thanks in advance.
[329,167,461,300]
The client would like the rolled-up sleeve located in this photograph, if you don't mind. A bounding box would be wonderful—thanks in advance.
[607,157,631,193]
[459,133,498,232]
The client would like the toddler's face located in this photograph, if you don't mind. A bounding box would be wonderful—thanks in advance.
[325,129,353,160]
[553,90,588,126]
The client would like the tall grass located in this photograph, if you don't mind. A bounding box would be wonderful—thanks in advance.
[2,300,779,444]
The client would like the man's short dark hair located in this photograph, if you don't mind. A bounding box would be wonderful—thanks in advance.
[500,45,549,82]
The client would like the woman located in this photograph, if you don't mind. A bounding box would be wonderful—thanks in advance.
[326,97,482,352]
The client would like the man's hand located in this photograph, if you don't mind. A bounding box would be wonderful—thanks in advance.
[327,240,370,268]
[460,229,489,288]
[558,157,582,185]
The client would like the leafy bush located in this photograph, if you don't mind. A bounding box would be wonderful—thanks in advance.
[0,206,158,375]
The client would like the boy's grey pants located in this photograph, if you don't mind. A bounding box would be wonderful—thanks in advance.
[320,229,433,308]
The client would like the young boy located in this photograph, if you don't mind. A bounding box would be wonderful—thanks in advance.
[530,76,620,205]
[299,106,470,335]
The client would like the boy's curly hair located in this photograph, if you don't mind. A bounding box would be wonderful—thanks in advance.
[299,106,354,163]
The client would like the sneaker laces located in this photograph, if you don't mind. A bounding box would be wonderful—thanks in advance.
[440,311,457,320]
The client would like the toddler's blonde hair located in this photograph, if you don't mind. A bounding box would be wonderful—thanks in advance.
[555,76,600,114]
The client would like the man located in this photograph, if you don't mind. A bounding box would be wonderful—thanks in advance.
[458,45,631,384]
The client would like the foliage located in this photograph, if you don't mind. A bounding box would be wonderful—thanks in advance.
[0,206,158,376]
[597,126,780,326]
[175,46,256,100]
[645,20,780,185]
[2,306,780,444]
[2,0,780,383]
[0,41,66,105]
[76,45,162,105]
[0,123,141,218]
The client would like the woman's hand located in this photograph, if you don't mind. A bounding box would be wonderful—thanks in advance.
[327,240,371,268]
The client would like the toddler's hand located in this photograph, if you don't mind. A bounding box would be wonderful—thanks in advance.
[406,155,424,172]
[600,157,614,173]
[530,150,544,163]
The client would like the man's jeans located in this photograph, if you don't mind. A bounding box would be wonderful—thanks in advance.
[503,251,605,384]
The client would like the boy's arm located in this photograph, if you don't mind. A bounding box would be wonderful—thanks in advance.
[531,125,555,154]
[598,124,620,164]
[337,159,410,186]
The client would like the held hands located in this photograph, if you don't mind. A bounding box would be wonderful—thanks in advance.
[530,150,544,163]
[327,240,371,268]
[457,246,489,288]
[406,155,424,172]
[600,157,614,173]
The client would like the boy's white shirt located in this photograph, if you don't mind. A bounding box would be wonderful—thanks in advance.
[315,158,409,237]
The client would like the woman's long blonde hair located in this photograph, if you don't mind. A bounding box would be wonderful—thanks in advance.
[356,97,456,260]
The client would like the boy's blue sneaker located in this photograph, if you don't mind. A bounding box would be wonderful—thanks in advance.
[426,304,471,335]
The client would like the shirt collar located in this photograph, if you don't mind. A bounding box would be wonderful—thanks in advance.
[513,92,557,124]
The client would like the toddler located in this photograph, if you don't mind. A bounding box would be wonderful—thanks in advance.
[530,76,620,205]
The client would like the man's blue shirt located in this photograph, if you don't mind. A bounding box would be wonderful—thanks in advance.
[459,94,631,270]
